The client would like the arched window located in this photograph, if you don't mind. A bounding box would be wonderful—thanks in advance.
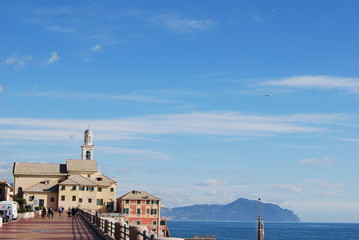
[18,187,23,198]
[86,151,91,159]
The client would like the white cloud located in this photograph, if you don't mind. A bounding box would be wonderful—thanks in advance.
[196,179,226,187]
[0,112,349,142]
[263,75,359,92]
[45,51,59,65]
[275,184,303,193]
[151,13,217,34]
[300,157,334,166]
[4,53,32,69]
[91,44,103,52]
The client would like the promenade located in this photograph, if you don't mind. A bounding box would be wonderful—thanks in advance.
[0,213,103,240]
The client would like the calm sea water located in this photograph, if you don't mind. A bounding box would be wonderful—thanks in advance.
[167,221,359,240]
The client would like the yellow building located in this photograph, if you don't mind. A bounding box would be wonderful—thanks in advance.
[12,129,116,212]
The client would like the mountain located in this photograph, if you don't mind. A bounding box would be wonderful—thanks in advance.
[161,198,300,222]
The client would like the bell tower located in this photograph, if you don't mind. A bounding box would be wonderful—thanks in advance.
[81,128,95,160]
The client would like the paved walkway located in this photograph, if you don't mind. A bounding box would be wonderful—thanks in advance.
[0,213,103,240]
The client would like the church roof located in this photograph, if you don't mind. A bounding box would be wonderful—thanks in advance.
[24,180,58,193]
[13,162,67,175]
[60,174,97,186]
[66,159,97,173]
[59,173,115,187]
[118,190,161,201]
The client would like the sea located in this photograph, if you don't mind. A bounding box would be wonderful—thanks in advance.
[167,220,359,240]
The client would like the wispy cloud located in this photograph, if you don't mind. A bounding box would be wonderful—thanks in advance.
[4,53,32,69]
[44,51,59,65]
[262,75,359,93]
[151,13,217,34]
[91,44,103,52]
[340,138,359,142]
[16,90,168,103]
[0,112,349,142]
[196,179,226,187]
[300,157,335,166]
[274,184,303,193]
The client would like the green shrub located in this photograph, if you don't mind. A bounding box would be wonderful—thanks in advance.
[16,198,27,207]
[18,207,27,213]
[35,206,42,211]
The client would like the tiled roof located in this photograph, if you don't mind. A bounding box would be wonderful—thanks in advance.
[24,180,59,193]
[66,159,97,173]
[60,174,97,186]
[118,190,161,201]
[13,162,67,175]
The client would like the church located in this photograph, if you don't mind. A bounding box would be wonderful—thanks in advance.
[12,129,117,211]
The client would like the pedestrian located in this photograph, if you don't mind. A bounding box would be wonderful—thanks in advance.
[41,207,46,219]
[49,207,54,218]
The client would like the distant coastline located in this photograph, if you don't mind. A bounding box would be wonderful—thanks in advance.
[162,198,300,222]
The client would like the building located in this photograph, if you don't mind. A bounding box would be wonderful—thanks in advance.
[117,190,169,237]
[12,129,116,211]
[0,179,12,201]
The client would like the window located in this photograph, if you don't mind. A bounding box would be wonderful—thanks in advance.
[72,186,76,190]
[151,209,157,215]
[153,221,157,225]
[87,187,94,191]
[61,195,65,201]
[29,196,34,201]
[137,200,141,204]
[96,199,103,205]
[125,200,129,204]
[146,200,150,204]
[146,209,150,215]
[110,187,114,192]
[123,208,129,214]
[86,151,91,160]
[96,177,103,181]
[61,186,65,190]
[137,208,141,214]
[79,198,83,203]
[0,188,2,195]
[72,196,76,201]
[160,221,166,226]
[79,186,85,191]
[136,221,141,225]
[50,197,55,202]
[88,198,92,203]
[87,174,91,178]
[98,187,102,192]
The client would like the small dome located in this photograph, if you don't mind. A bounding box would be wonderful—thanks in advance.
[84,128,92,134]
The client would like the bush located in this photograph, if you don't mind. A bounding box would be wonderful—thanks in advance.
[18,207,27,213]
[35,206,43,211]
[16,198,27,207]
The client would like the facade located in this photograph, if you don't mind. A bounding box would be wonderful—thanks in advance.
[12,129,116,211]
[117,190,169,237]
[0,179,12,201]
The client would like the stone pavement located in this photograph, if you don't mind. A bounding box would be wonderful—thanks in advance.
[0,213,103,239]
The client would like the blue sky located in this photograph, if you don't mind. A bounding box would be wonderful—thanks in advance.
[1,0,359,223]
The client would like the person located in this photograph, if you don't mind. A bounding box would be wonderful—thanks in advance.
[6,209,11,222]
[49,207,54,218]
[58,206,63,216]
[41,207,47,219]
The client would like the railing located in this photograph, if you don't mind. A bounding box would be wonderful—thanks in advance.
[79,208,157,240]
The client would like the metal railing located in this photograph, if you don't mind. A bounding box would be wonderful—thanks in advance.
[80,208,153,240]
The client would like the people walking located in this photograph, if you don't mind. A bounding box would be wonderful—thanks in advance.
[41,207,46,219]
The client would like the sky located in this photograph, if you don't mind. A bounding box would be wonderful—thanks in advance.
[0,0,359,223]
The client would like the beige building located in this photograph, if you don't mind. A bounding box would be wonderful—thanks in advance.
[12,129,116,211]
[0,179,12,201]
